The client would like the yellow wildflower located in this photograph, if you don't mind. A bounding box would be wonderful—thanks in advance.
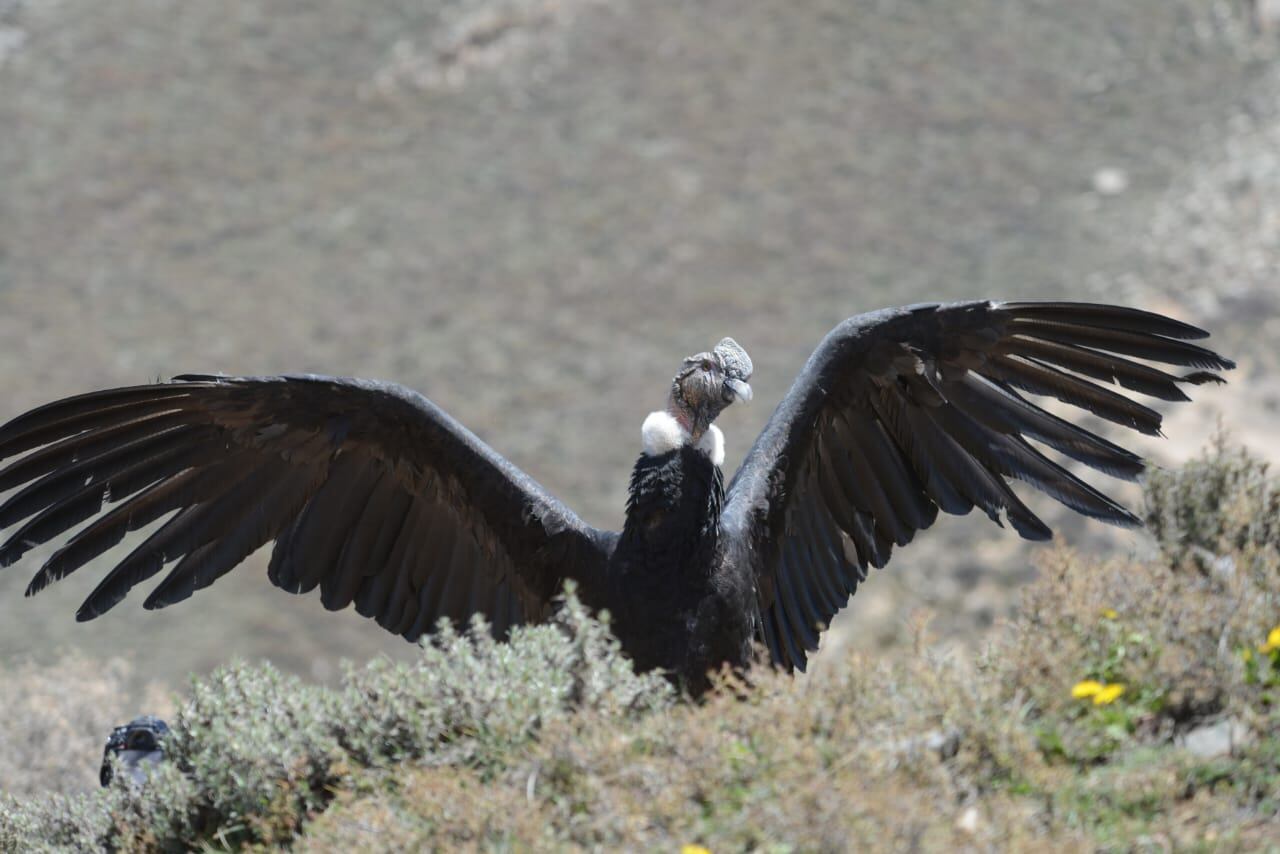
[1071,680,1104,699]
[1259,625,1280,654]
[1242,648,1254,663]
[1072,680,1125,704]
[1093,683,1126,705]
[1100,608,1118,620]
[681,846,712,854]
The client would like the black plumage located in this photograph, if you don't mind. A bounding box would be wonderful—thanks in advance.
[0,301,1234,694]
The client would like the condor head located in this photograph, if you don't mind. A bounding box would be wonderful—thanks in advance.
[670,337,753,440]
[640,338,753,464]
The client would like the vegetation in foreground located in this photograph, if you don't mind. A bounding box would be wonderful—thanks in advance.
[1,438,1278,852]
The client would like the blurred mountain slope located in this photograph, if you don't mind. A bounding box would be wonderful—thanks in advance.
[0,0,1274,685]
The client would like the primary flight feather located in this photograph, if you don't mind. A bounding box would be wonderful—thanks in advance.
[0,301,1233,694]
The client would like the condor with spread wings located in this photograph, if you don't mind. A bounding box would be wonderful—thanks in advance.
[0,302,1233,693]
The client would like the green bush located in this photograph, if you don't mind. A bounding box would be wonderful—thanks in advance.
[0,590,670,851]
[1144,430,1280,571]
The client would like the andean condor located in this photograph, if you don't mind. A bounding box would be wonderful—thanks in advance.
[0,301,1234,694]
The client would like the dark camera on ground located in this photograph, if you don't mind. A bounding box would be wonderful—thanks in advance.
[100,716,169,787]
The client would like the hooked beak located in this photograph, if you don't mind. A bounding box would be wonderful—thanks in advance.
[724,377,753,404]
[712,337,753,406]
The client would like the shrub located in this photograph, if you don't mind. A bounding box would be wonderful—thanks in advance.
[1143,430,1280,572]
[999,439,1280,766]
[0,590,671,851]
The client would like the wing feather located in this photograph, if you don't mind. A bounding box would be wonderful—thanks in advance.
[995,301,1213,339]
[0,425,213,531]
[723,301,1232,671]
[320,476,406,613]
[1003,318,1231,368]
[926,400,1136,528]
[795,501,848,616]
[143,464,317,610]
[380,501,436,635]
[0,388,196,458]
[867,389,972,515]
[1002,337,1194,401]
[0,410,193,492]
[985,353,1166,434]
[947,374,1145,479]
[773,542,818,662]
[788,507,831,629]
[0,375,612,640]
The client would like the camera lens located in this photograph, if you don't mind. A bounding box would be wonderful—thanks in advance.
[126,730,156,751]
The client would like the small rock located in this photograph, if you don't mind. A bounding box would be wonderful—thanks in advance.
[955,806,980,835]
[886,727,962,761]
[1092,167,1130,196]
[924,728,961,760]
[1180,718,1251,759]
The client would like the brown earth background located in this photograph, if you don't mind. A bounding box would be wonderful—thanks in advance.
[1,0,1278,695]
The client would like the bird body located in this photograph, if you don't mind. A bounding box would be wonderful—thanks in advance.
[0,301,1234,694]
[609,443,757,694]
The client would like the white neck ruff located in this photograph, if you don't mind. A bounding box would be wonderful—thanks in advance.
[641,411,725,466]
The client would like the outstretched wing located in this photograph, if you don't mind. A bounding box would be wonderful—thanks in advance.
[720,301,1234,671]
[0,374,614,639]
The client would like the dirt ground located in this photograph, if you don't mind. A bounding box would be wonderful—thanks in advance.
[0,0,1276,690]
